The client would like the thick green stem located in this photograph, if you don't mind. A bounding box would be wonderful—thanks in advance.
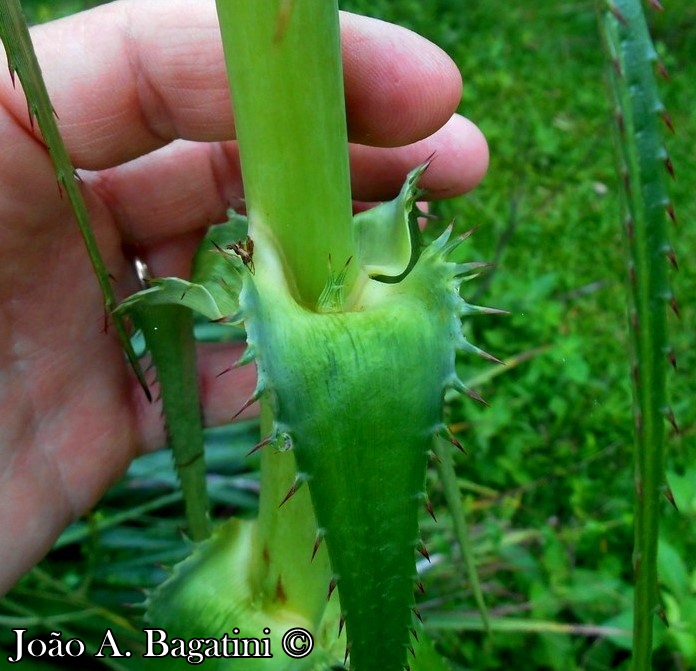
[215,0,355,305]
[215,0,351,630]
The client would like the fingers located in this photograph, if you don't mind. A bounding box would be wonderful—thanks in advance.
[3,0,464,170]
[350,114,489,201]
[85,112,487,247]
[340,13,462,147]
[84,140,243,245]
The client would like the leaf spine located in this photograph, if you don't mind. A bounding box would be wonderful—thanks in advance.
[424,498,437,522]
[278,473,308,508]
[311,529,326,561]
[417,542,431,562]
[246,435,273,457]
[230,379,267,420]
[663,485,678,511]
[456,336,504,365]
[448,376,490,407]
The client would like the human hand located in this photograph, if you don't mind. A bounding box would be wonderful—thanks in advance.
[0,0,488,594]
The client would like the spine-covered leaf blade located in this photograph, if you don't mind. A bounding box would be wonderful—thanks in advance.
[130,302,212,542]
[0,0,148,396]
[599,1,675,668]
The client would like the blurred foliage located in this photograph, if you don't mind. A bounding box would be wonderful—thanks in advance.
[19,0,104,23]
[2,0,694,669]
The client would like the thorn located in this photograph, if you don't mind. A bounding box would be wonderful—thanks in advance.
[453,261,492,278]
[660,111,674,133]
[664,486,678,511]
[612,56,622,78]
[441,225,478,255]
[410,627,419,642]
[231,394,258,420]
[457,337,504,365]
[279,477,303,508]
[609,3,627,25]
[657,61,670,80]
[428,449,443,464]
[625,216,634,238]
[615,110,625,135]
[444,430,466,453]
[338,615,345,638]
[425,499,437,522]
[459,300,508,317]
[665,202,677,223]
[412,607,423,623]
[666,348,677,370]
[477,348,504,365]
[664,157,675,180]
[668,296,681,319]
[343,641,351,667]
[234,345,256,368]
[408,645,416,658]
[246,435,273,457]
[656,606,669,627]
[464,386,490,407]
[663,407,680,434]
[416,581,426,595]
[312,530,325,561]
[450,376,490,407]
[231,383,265,421]
[417,542,431,563]
[328,578,338,602]
[665,248,679,270]
[649,0,664,9]
[628,264,637,288]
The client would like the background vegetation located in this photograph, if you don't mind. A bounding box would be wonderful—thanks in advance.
[2,1,693,669]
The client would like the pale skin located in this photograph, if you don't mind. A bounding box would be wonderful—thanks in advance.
[0,0,489,595]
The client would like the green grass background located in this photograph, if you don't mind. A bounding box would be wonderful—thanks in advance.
[2,1,694,670]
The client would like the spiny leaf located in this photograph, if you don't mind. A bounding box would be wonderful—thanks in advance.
[0,0,149,396]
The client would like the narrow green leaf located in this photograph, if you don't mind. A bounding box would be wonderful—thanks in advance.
[0,0,149,396]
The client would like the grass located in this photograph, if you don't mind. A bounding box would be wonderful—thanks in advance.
[3,1,695,669]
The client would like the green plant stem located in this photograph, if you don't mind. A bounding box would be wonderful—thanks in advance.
[215,0,352,628]
[215,0,355,305]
